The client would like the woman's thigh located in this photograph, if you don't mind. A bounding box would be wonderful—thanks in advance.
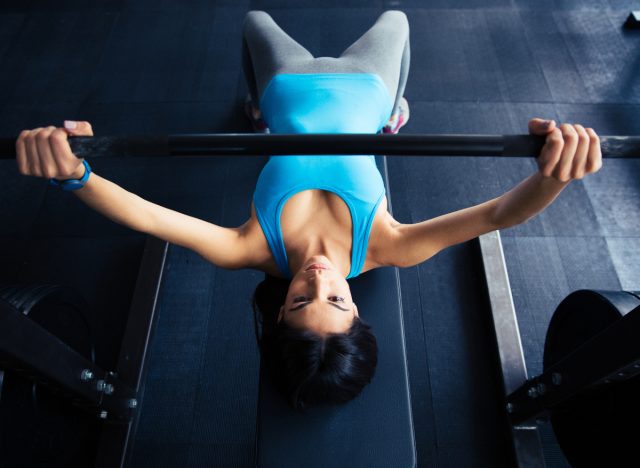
[338,11,410,101]
[242,11,314,100]
[243,10,409,107]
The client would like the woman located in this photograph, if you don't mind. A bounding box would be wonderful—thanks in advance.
[14,11,602,411]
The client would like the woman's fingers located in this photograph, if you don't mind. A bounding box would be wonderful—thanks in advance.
[528,117,556,135]
[36,126,60,179]
[49,128,76,176]
[64,120,94,137]
[585,127,602,174]
[25,127,44,177]
[555,124,578,182]
[15,130,30,175]
[570,124,589,180]
[537,122,603,182]
[537,127,563,178]
[16,124,82,179]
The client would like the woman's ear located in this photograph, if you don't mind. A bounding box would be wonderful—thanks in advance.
[353,303,359,317]
[278,305,284,323]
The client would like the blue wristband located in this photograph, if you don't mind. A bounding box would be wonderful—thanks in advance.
[48,159,92,192]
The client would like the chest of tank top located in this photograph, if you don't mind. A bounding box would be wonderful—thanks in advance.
[253,156,386,279]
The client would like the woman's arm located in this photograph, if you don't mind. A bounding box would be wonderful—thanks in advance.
[70,172,251,269]
[16,121,253,270]
[66,167,154,234]
[492,171,569,228]
[382,118,603,268]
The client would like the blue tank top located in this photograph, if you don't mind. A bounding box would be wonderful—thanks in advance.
[253,73,393,279]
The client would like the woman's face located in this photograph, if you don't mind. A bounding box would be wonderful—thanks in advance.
[278,255,358,336]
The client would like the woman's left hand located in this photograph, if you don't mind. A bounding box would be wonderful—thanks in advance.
[528,118,602,182]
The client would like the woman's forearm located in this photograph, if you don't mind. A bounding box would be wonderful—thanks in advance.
[493,171,570,228]
[66,167,152,233]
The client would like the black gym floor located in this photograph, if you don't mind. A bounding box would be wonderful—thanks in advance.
[1,1,639,467]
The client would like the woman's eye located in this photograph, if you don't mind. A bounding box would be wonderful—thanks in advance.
[293,296,307,303]
[330,296,345,302]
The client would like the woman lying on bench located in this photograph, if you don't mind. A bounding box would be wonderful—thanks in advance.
[15,10,602,411]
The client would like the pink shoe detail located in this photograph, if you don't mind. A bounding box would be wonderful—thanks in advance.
[382,97,410,134]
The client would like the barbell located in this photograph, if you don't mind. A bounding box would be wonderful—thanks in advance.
[1,133,639,158]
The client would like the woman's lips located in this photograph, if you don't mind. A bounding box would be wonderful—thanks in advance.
[305,263,329,271]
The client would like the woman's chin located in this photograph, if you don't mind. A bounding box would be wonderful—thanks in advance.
[304,255,334,267]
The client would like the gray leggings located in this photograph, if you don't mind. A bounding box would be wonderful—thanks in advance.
[242,10,410,116]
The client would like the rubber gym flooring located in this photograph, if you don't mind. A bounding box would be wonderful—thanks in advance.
[0,1,639,467]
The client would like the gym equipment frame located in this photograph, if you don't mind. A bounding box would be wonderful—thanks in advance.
[0,236,168,467]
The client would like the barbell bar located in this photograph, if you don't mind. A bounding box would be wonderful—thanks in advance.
[1,133,639,158]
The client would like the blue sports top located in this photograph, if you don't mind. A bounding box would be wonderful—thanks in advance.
[253,73,393,279]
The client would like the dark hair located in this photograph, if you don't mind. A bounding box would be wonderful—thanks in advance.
[252,274,378,411]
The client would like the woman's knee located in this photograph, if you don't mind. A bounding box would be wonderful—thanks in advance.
[243,10,271,33]
[379,10,409,32]
[381,10,408,21]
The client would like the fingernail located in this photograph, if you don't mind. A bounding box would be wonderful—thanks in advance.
[541,120,551,127]
[64,120,77,129]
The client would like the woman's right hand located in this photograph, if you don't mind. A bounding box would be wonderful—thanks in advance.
[15,120,94,180]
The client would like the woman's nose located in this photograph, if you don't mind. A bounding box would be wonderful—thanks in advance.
[307,268,326,278]
[307,271,329,289]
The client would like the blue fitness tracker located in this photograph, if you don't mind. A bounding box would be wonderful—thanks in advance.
[48,159,92,192]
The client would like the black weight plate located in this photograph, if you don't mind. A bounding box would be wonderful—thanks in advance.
[0,284,99,468]
[543,290,640,467]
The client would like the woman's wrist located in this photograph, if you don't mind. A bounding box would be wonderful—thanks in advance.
[56,162,86,181]
[494,171,570,227]
[534,169,572,188]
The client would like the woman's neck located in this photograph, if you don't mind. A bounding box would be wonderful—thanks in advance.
[287,237,351,278]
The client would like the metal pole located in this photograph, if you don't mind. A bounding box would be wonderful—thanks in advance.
[1,133,638,159]
[478,231,546,466]
[96,235,168,468]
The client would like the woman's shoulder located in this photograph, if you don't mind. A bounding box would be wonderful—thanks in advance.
[242,201,285,276]
[362,196,403,272]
